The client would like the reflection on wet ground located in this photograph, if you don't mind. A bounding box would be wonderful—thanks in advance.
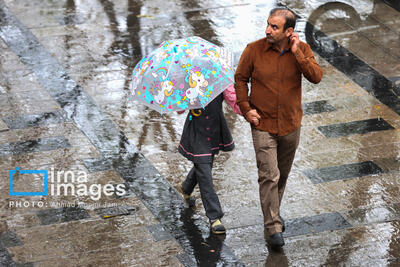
[0,0,399,266]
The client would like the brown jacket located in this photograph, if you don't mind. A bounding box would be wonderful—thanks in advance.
[234,37,323,136]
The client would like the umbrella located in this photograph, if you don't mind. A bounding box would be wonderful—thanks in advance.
[131,36,234,113]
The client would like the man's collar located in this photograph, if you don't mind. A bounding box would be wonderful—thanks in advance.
[263,38,290,54]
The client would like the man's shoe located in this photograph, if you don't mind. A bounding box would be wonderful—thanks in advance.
[177,184,196,207]
[267,232,285,249]
[210,219,226,235]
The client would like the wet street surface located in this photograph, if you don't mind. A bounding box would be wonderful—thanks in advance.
[0,0,399,266]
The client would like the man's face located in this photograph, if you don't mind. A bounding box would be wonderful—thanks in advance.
[265,15,290,44]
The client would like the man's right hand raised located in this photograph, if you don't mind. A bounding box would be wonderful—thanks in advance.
[245,109,261,126]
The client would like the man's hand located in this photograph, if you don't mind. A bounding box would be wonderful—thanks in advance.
[289,33,300,53]
[245,109,261,126]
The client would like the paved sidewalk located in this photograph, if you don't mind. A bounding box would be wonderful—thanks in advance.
[1,0,399,266]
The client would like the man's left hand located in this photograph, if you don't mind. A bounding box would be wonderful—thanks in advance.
[289,33,300,53]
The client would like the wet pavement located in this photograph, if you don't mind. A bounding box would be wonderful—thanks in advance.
[0,0,399,266]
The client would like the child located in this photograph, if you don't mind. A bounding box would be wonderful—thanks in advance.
[177,84,241,234]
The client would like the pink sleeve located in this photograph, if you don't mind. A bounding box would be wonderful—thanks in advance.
[223,84,242,115]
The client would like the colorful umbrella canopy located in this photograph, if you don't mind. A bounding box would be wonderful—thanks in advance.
[131,36,234,113]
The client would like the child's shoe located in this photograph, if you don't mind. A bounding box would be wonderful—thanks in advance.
[177,183,196,208]
[210,219,226,234]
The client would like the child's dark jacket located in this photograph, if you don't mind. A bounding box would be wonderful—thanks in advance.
[178,94,235,163]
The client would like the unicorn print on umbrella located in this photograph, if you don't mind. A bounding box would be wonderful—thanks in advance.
[151,67,177,106]
[153,79,176,105]
[186,67,208,105]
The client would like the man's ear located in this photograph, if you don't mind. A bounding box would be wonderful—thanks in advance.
[285,27,294,37]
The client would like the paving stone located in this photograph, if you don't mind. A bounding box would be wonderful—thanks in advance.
[36,207,90,225]
[147,224,174,241]
[0,136,71,157]
[82,157,113,173]
[303,100,336,115]
[317,118,395,138]
[283,212,352,238]
[2,111,66,129]
[0,122,95,149]
[0,231,22,247]
[303,161,384,184]
[0,243,16,267]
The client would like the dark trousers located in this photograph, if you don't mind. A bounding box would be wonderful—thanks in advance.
[181,156,224,221]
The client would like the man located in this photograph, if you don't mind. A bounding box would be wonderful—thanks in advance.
[234,8,322,249]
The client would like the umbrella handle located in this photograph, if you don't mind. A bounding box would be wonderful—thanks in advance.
[190,109,202,117]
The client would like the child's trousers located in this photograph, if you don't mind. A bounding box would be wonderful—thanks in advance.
[181,156,223,221]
